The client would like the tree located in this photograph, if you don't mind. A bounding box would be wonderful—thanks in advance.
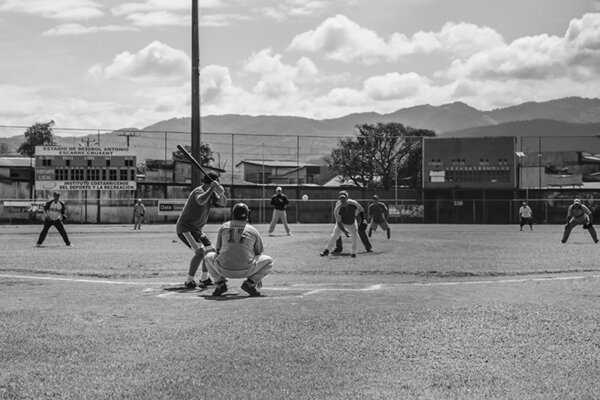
[18,121,57,157]
[172,143,214,166]
[0,142,10,154]
[327,122,436,189]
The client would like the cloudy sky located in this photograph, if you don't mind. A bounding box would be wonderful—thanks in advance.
[1,0,600,136]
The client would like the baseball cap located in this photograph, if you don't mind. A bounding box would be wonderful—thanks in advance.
[53,191,60,196]
[373,195,379,200]
[338,190,348,199]
[574,198,581,204]
[276,187,282,192]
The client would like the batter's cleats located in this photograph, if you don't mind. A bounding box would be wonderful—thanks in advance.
[351,254,357,258]
[241,280,262,297]
[320,249,329,256]
[366,249,373,253]
[184,280,196,289]
[212,281,228,296]
[199,278,213,287]
[331,249,342,255]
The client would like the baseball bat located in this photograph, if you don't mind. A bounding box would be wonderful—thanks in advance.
[176,144,214,182]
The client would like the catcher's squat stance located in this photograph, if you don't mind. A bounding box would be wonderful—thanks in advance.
[204,203,273,297]
[561,198,599,244]
[177,172,227,289]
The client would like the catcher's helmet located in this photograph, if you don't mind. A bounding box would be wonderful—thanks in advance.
[232,203,250,221]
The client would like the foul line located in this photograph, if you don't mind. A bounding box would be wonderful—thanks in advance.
[2,273,600,295]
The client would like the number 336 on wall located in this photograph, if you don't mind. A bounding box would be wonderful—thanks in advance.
[453,201,464,206]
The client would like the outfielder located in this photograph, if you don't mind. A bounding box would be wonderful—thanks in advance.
[519,201,533,231]
[320,191,364,258]
[561,198,598,243]
[368,195,391,239]
[204,203,272,297]
[177,172,227,289]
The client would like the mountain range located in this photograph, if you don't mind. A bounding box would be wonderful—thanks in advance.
[3,97,600,163]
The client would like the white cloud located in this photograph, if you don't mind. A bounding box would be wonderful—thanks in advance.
[88,41,190,82]
[257,0,329,22]
[0,0,104,20]
[364,72,431,101]
[200,13,252,27]
[43,23,138,36]
[288,14,389,64]
[288,15,506,64]
[241,48,322,98]
[125,11,189,27]
[442,13,600,84]
[111,0,224,16]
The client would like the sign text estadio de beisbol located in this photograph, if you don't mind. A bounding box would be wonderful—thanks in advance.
[34,145,137,191]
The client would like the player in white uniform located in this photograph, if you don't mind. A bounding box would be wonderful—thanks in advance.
[177,172,227,289]
[204,203,273,297]
[561,198,598,243]
[320,191,363,258]
[518,201,533,231]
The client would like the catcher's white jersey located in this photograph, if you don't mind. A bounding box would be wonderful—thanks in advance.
[213,220,263,271]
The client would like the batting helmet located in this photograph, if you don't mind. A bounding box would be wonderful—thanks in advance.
[232,203,250,221]
[203,172,220,184]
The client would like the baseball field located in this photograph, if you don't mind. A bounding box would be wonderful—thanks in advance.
[1,222,600,399]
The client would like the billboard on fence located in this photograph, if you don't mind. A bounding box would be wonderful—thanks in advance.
[34,146,137,191]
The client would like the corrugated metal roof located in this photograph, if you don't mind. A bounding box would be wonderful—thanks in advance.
[235,160,318,168]
[0,157,34,167]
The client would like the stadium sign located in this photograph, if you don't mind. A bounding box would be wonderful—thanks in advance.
[34,145,137,191]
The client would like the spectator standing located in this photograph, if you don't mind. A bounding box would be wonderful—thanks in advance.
[133,198,146,230]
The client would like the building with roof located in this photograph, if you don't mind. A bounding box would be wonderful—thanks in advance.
[235,160,335,185]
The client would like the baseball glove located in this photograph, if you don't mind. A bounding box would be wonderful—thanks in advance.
[583,221,593,230]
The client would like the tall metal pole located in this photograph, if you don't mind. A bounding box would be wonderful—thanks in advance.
[191,0,201,188]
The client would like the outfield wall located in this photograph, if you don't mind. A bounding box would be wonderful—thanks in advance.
[2,184,600,225]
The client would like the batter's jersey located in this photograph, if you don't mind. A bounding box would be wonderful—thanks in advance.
[213,220,263,270]
[176,185,226,233]
[368,202,388,223]
[44,200,65,221]
[334,199,364,225]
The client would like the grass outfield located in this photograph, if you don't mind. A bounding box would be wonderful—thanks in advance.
[1,223,600,399]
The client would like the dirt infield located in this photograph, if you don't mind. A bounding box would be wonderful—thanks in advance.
[2,223,600,399]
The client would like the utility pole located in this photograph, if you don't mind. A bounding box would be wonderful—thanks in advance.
[80,137,97,147]
[118,131,138,147]
[191,0,201,188]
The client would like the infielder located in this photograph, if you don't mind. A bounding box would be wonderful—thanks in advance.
[36,192,72,247]
[177,172,227,289]
[561,198,598,243]
[204,203,272,297]
[320,191,364,258]
[518,201,533,231]
[368,195,391,239]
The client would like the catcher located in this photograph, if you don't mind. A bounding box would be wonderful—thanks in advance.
[203,203,272,297]
[561,198,598,244]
